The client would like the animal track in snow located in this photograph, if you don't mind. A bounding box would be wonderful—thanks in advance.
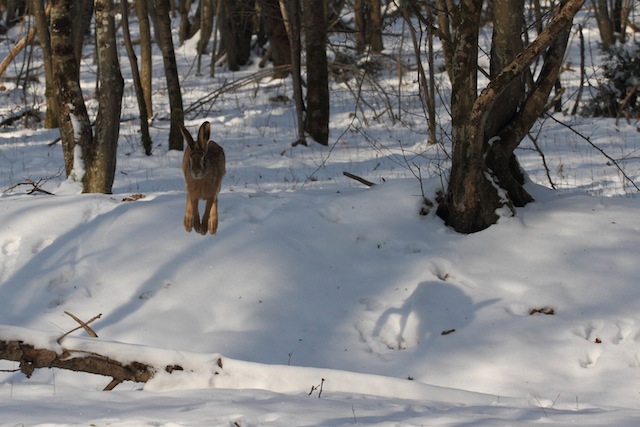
[580,349,601,368]
[614,320,634,344]
[32,236,55,254]
[0,237,21,282]
[573,320,604,342]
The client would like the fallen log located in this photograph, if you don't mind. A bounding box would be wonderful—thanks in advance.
[0,339,155,382]
[0,325,223,391]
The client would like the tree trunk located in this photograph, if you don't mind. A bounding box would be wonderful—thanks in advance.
[369,0,383,53]
[179,0,193,43]
[257,0,291,77]
[135,0,154,119]
[285,0,306,145]
[592,0,615,50]
[121,0,152,155]
[197,0,214,57]
[437,0,585,233]
[88,0,124,193]
[353,0,366,53]
[50,0,93,179]
[303,0,329,145]
[151,0,185,151]
[31,0,58,128]
[482,0,531,207]
[437,0,501,233]
[219,0,255,71]
[71,0,93,68]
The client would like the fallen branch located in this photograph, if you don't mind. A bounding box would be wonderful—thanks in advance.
[0,108,42,127]
[0,338,155,384]
[2,179,55,195]
[343,171,375,187]
[57,312,101,343]
[0,324,223,391]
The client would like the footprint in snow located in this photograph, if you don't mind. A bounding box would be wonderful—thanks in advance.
[573,320,604,342]
[580,349,601,368]
[613,320,634,344]
[32,236,55,254]
[0,237,21,281]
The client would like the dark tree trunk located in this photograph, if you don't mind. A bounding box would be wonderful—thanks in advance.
[369,0,383,53]
[592,0,615,49]
[219,0,255,71]
[437,0,501,233]
[151,0,185,151]
[353,0,366,53]
[121,0,152,155]
[135,0,153,119]
[353,0,383,54]
[303,0,329,145]
[88,0,124,193]
[71,0,93,68]
[483,0,532,207]
[257,0,291,77]
[197,0,214,56]
[286,0,306,145]
[437,0,585,233]
[31,0,58,128]
[50,0,93,179]
[179,0,193,43]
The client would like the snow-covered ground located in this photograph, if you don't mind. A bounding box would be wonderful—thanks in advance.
[1,8,640,426]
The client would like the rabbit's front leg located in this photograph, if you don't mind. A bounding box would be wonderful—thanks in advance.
[184,196,201,233]
[203,198,218,234]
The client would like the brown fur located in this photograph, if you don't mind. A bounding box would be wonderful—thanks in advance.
[179,121,226,235]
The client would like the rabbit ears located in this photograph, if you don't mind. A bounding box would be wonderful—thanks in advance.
[179,121,212,150]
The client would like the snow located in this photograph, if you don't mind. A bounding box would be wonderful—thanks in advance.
[1,9,640,427]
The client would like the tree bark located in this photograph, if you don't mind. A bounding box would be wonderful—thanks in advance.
[197,0,214,56]
[437,0,585,233]
[354,0,366,53]
[50,0,93,179]
[135,0,154,119]
[0,339,155,385]
[71,0,93,68]
[121,0,153,155]
[88,0,124,193]
[369,0,383,53]
[219,0,255,71]
[31,0,58,128]
[257,0,291,77]
[592,0,615,50]
[179,0,193,43]
[303,0,329,145]
[150,0,185,151]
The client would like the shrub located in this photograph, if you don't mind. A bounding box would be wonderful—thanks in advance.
[582,43,640,117]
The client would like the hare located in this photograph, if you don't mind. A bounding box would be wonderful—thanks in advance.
[179,121,226,235]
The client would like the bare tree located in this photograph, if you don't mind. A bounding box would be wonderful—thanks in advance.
[592,0,632,50]
[219,0,256,71]
[258,0,291,77]
[71,0,92,68]
[88,0,124,193]
[436,0,585,233]
[353,0,383,54]
[150,0,185,151]
[121,0,152,155]
[303,0,329,145]
[135,0,154,119]
[30,0,57,128]
[50,0,92,178]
